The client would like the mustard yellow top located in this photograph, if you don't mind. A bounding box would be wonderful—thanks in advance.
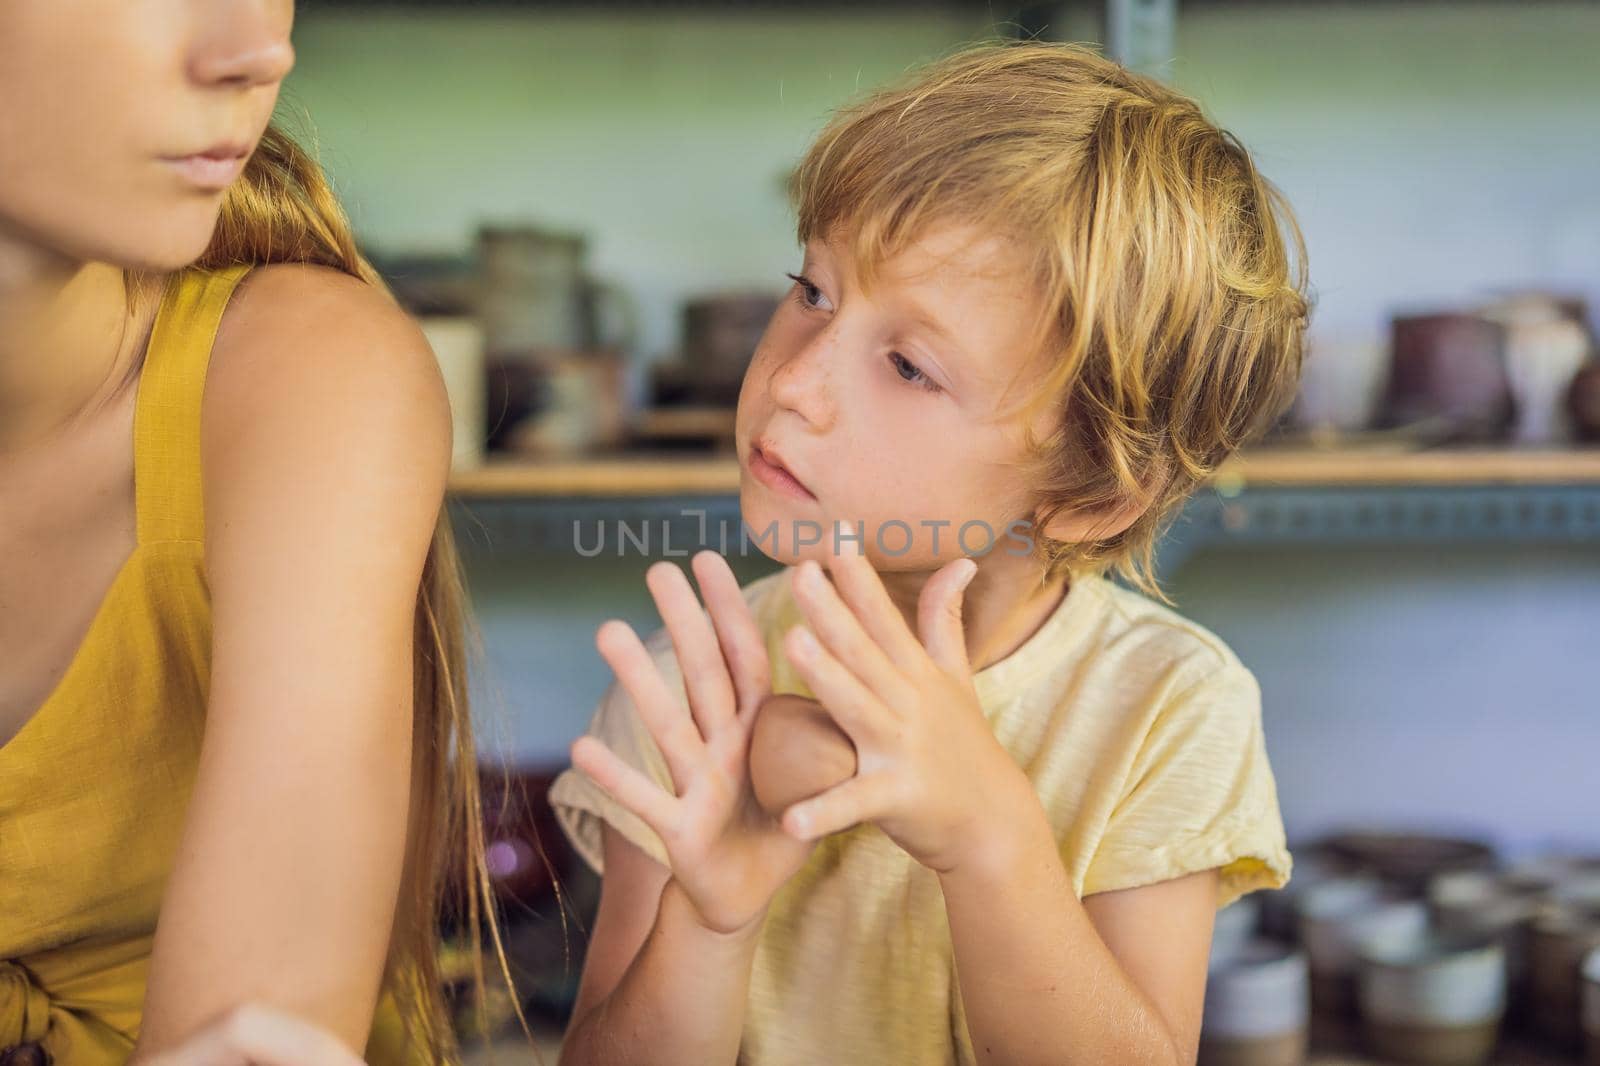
[0,266,418,1063]
[551,567,1293,1066]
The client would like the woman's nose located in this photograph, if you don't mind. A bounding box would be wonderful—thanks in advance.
[189,3,296,89]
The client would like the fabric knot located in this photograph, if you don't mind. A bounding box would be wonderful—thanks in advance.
[0,960,50,1050]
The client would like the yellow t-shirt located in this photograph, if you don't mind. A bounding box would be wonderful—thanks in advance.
[549,567,1291,1066]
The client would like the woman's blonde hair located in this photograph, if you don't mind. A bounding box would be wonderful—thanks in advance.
[179,123,510,1061]
[793,41,1312,599]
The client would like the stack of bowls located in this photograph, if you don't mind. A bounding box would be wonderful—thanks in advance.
[1355,927,1505,1065]
[1212,897,1264,962]
[1426,869,1543,1024]
[1528,892,1600,1050]
[1582,947,1600,1066]
[1296,876,1428,1017]
[1199,940,1310,1066]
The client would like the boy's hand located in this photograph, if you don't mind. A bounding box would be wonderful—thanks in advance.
[778,543,1040,875]
[571,550,814,937]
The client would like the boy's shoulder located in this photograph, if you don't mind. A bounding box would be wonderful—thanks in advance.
[710,565,1248,673]
[1077,573,1250,685]
[735,564,1250,686]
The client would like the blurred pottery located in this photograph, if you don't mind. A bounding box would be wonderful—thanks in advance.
[1297,877,1427,1017]
[1357,928,1505,1066]
[1199,939,1310,1066]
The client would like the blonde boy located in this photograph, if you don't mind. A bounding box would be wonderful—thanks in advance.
[551,41,1309,1066]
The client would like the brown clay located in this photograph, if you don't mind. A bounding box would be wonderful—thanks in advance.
[1528,909,1600,1049]
[748,694,857,818]
[1364,1017,1501,1066]
[1196,1029,1307,1066]
[1310,971,1359,1019]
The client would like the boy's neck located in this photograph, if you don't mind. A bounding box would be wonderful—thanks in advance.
[873,551,1070,676]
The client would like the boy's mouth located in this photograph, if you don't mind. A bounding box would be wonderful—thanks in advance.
[749,439,817,502]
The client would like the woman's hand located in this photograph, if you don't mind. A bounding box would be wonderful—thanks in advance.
[136,1004,366,1066]
[777,544,1039,875]
[571,550,815,937]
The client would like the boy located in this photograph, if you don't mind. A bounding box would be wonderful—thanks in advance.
[551,40,1307,1066]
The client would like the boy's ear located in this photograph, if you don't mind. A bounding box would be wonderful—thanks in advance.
[1033,494,1149,545]
[1032,458,1169,544]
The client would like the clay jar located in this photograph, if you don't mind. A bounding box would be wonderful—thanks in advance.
[1199,939,1311,1066]
[1213,897,1265,964]
[1570,361,1600,441]
[1356,928,1506,1066]
[1582,947,1600,1066]
[748,694,857,819]
[1296,877,1428,1017]
[1529,900,1600,1050]
[1427,870,1542,1024]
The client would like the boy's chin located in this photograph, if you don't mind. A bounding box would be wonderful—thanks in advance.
[736,490,833,565]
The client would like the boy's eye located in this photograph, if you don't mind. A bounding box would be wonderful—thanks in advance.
[889,351,940,393]
[785,272,830,311]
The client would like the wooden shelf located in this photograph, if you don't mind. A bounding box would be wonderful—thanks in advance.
[1216,446,1600,489]
[451,455,742,497]
[448,447,1600,499]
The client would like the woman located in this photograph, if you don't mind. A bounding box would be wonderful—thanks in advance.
[1,2,495,1063]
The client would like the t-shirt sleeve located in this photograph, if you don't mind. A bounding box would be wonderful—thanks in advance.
[1081,659,1292,910]
[547,626,682,873]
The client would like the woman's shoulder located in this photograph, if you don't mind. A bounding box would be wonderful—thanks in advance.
[202,262,451,492]
[209,263,446,428]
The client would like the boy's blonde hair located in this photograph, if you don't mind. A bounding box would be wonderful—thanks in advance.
[792,42,1311,599]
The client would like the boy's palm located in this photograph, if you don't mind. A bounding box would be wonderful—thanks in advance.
[571,551,813,936]
[658,714,813,934]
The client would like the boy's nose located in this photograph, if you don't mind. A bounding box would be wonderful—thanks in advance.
[767,334,837,432]
[189,2,296,89]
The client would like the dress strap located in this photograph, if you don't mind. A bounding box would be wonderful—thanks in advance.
[133,265,252,545]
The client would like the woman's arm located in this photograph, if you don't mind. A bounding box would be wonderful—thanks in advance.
[132,265,452,1059]
[142,1004,368,1066]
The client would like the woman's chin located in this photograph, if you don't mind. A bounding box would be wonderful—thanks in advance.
[95,224,218,274]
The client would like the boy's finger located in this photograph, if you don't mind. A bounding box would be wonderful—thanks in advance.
[824,538,926,669]
[917,557,977,679]
[571,736,681,841]
[783,623,891,743]
[691,549,772,722]
[596,619,705,790]
[647,560,738,740]
[790,560,906,703]
[781,774,889,841]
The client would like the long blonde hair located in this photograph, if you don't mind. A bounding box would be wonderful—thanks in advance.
[189,123,508,1061]
[794,41,1312,600]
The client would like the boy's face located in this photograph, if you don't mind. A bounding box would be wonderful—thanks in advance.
[735,223,1055,571]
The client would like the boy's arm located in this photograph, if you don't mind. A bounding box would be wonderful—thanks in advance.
[557,552,813,1065]
[560,826,762,1066]
[936,802,1217,1066]
[774,545,1246,1066]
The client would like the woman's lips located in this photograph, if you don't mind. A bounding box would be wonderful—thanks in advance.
[749,445,816,502]
[161,150,249,191]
